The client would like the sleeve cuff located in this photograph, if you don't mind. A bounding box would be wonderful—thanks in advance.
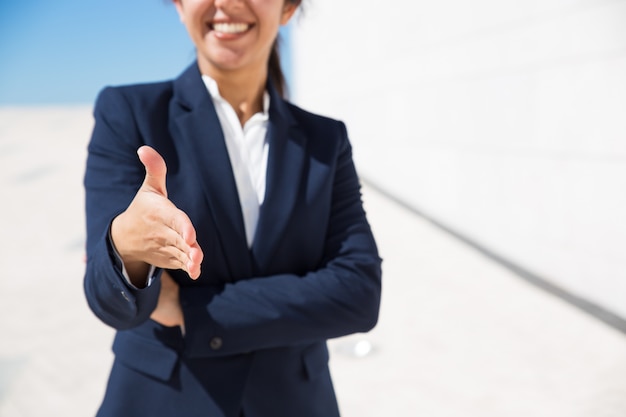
[107,224,157,289]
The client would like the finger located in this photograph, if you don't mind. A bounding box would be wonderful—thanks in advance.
[189,243,203,266]
[137,145,168,197]
[153,243,192,271]
[167,208,198,247]
[187,243,204,280]
[177,218,203,279]
[157,230,203,279]
[167,209,204,266]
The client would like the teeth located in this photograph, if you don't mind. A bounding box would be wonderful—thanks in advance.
[212,23,250,34]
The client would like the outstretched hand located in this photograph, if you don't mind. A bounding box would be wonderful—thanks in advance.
[111,146,203,285]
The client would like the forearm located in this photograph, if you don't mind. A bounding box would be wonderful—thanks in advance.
[181,242,382,357]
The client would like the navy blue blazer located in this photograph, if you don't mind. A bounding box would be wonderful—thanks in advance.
[84,63,382,417]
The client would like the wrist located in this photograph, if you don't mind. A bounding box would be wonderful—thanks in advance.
[110,214,150,287]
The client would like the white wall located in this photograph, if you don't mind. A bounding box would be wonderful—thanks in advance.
[291,0,626,319]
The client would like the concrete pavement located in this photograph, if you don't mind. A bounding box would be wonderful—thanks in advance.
[1,107,625,417]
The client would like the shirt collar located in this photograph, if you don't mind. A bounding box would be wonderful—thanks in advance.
[201,75,270,121]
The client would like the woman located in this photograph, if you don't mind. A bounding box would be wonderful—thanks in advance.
[83,0,382,416]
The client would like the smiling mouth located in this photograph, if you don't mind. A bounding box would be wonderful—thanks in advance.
[210,22,252,35]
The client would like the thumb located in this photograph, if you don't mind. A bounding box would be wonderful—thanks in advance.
[137,145,168,197]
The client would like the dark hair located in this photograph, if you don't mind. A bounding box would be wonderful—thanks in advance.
[268,39,286,97]
[269,0,302,98]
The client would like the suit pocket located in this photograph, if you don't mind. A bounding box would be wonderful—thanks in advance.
[112,328,180,382]
[301,342,330,381]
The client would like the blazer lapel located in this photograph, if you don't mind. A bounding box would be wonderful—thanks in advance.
[251,85,307,272]
[169,63,252,280]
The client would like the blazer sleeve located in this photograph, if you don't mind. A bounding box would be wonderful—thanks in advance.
[181,122,383,358]
[83,87,162,330]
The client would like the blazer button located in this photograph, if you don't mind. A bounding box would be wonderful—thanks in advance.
[209,337,223,350]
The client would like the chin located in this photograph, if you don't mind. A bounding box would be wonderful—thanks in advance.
[201,50,247,70]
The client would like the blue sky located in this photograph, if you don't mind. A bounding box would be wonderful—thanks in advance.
[0,0,292,105]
